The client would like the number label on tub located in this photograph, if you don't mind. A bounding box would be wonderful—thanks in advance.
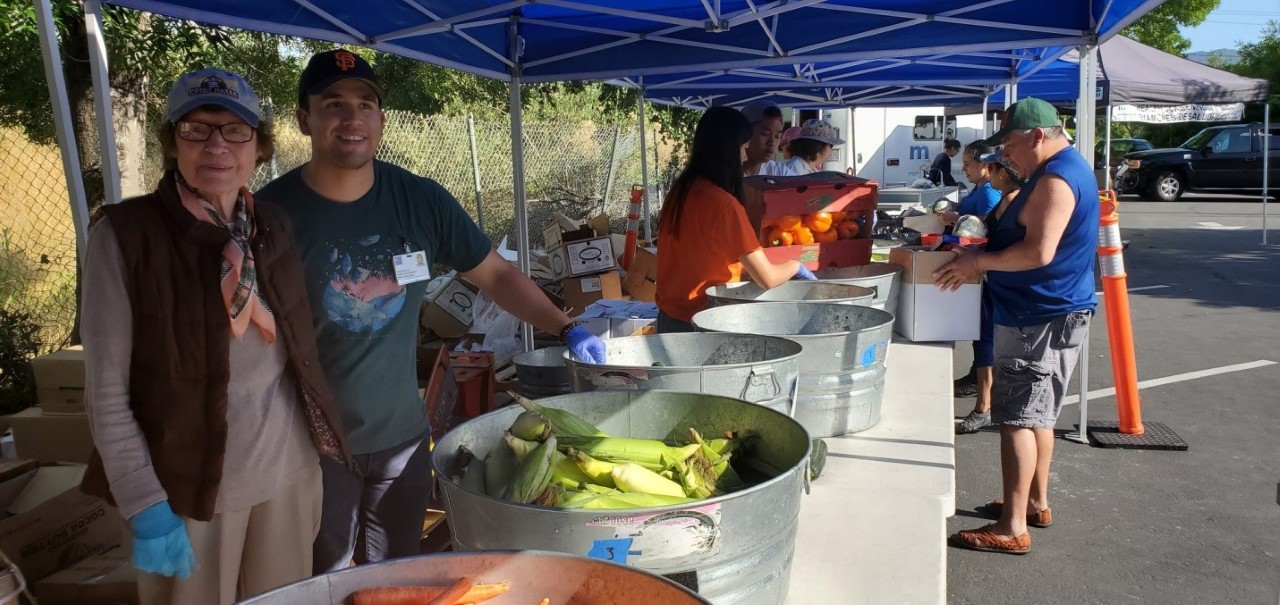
[585,505,722,564]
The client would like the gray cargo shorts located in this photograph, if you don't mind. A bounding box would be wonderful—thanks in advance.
[991,310,1092,429]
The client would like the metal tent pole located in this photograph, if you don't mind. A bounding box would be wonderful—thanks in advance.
[638,84,653,243]
[1003,83,1012,110]
[982,94,990,138]
[1264,103,1271,246]
[84,0,120,205]
[1104,105,1113,189]
[467,115,486,232]
[604,126,621,208]
[34,0,90,263]
[507,17,534,351]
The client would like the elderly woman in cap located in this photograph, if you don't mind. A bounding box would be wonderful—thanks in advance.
[784,118,845,175]
[955,147,1024,434]
[80,68,348,605]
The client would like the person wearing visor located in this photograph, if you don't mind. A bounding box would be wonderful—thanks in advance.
[655,107,816,333]
[80,68,348,604]
[955,147,1025,435]
[937,97,1097,555]
[740,100,794,177]
[256,49,605,573]
[784,118,845,175]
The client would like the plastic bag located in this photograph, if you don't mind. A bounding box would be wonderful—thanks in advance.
[457,290,522,367]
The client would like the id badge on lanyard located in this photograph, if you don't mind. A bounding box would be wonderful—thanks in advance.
[393,241,431,285]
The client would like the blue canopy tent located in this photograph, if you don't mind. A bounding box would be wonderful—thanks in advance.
[35,0,1169,348]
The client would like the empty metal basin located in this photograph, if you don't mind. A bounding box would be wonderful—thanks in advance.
[692,302,895,437]
[238,550,711,604]
[813,264,903,311]
[514,346,572,397]
[704,281,873,307]
[564,333,802,414]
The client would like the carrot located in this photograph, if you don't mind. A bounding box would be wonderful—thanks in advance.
[351,581,511,605]
[425,577,474,605]
[537,599,550,605]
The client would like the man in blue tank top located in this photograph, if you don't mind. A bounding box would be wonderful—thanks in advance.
[933,98,1098,555]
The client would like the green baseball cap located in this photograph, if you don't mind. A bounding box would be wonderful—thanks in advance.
[983,97,1061,146]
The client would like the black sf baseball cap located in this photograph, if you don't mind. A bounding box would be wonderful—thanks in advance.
[297,49,386,108]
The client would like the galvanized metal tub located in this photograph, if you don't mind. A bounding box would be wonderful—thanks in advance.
[813,264,903,311]
[564,333,802,415]
[433,391,811,605]
[705,281,874,307]
[692,302,895,437]
[514,346,572,397]
[238,550,710,604]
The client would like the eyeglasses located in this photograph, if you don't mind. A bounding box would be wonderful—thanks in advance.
[176,121,255,143]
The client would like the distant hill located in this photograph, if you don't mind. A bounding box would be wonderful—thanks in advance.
[1186,49,1240,66]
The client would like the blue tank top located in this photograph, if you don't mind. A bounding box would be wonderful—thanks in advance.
[985,147,1098,327]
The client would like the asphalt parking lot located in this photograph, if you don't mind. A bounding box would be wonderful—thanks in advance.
[946,193,1280,604]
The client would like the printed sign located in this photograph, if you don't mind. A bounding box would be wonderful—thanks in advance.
[1111,103,1244,124]
[585,504,721,565]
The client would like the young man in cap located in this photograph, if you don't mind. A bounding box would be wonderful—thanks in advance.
[929,138,962,186]
[257,49,606,572]
[934,97,1097,554]
[740,101,794,177]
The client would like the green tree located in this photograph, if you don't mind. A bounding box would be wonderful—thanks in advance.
[1121,0,1219,56]
[1230,21,1280,112]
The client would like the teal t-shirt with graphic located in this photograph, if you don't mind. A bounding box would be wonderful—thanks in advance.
[258,160,491,454]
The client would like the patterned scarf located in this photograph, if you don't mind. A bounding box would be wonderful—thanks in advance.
[176,174,277,344]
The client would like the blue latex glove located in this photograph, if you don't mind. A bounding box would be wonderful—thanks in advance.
[792,264,817,280]
[565,325,607,364]
[130,501,196,580]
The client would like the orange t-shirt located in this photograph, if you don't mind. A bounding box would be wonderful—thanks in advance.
[656,178,763,323]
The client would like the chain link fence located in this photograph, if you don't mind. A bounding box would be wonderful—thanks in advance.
[0,128,79,357]
[6,110,682,358]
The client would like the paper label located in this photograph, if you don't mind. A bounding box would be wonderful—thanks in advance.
[581,276,602,293]
[585,504,721,565]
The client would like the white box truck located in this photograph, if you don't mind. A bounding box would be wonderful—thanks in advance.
[815,107,994,188]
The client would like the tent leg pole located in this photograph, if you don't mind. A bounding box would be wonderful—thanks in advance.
[467,115,486,232]
[85,0,120,205]
[508,19,534,352]
[1003,84,1012,110]
[34,0,91,264]
[1264,103,1270,246]
[982,96,990,138]
[1104,106,1113,190]
[1066,338,1090,444]
[638,86,652,243]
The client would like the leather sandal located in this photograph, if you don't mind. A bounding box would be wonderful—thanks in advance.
[948,524,1032,555]
[977,499,1053,528]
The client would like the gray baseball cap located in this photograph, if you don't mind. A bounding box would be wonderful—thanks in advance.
[164,68,262,127]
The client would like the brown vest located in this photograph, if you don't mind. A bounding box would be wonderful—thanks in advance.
[81,172,349,521]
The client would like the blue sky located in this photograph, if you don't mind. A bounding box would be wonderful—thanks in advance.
[1180,0,1280,52]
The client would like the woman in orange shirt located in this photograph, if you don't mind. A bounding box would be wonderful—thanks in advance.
[655,107,816,333]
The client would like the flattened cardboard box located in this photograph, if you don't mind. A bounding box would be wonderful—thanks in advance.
[563,237,616,278]
[0,464,122,583]
[890,246,980,342]
[621,246,658,302]
[33,546,138,605]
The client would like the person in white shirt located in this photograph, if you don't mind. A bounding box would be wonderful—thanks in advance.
[740,101,794,177]
[783,119,846,175]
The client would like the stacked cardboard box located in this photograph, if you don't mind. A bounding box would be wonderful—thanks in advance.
[540,213,625,316]
[32,346,86,415]
[0,463,122,583]
[744,172,878,269]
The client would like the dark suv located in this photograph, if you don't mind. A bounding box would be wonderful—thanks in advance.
[1115,124,1280,201]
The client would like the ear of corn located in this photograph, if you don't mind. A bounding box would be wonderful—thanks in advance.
[461,454,487,494]
[510,410,552,442]
[551,450,594,490]
[510,392,607,437]
[612,462,687,498]
[578,491,697,509]
[569,449,617,487]
[809,438,829,481]
[557,436,700,470]
[508,435,557,504]
[483,446,518,498]
[504,431,541,461]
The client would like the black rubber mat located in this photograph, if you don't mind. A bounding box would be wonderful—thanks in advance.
[1086,421,1189,451]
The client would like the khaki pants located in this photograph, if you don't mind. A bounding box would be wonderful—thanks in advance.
[130,464,322,605]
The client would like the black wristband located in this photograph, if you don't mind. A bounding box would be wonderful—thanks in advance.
[559,321,579,343]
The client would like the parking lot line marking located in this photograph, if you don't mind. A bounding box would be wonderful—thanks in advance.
[1065,359,1278,405]
[1094,284,1169,296]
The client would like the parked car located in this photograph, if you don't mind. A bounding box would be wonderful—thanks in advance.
[1095,138,1152,169]
[1115,124,1280,201]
